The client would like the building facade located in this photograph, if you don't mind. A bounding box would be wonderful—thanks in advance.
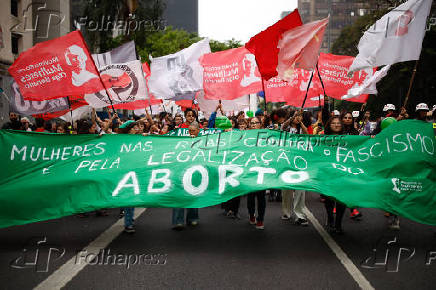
[0,0,70,126]
[298,0,377,52]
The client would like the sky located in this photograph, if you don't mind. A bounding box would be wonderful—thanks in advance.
[198,0,298,44]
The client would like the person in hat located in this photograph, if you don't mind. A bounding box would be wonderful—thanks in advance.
[415,103,429,122]
[20,117,32,132]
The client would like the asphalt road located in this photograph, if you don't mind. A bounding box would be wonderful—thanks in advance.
[1,192,435,289]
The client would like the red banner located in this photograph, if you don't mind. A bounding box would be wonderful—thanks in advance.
[264,69,324,108]
[317,53,376,103]
[200,47,262,100]
[9,31,104,101]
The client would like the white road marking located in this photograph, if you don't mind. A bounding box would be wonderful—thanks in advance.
[34,208,147,290]
[303,207,375,290]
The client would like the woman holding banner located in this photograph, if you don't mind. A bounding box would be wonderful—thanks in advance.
[322,116,347,234]
[118,120,141,233]
[280,110,309,227]
[341,112,363,220]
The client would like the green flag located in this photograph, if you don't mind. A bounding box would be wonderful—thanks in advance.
[0,120,434,228]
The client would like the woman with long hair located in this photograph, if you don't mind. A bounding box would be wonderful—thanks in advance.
[341,112,363,220]
[323,116,347,234]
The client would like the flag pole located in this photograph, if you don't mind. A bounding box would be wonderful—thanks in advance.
[403,60,419,108]
[261,79,267,112]
[66,96,74,124]
[301,70,315,108]
[316,63,326,108]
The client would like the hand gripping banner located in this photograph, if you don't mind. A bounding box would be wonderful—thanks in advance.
[0,120,434,228]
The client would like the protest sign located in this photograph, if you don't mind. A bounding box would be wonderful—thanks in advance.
[0,120,434,228]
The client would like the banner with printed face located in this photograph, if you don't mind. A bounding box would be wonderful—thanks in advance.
[0,120,435,228]
[8,31,104,100]
[318,53,375,102]
[148,38,211,99]
[264,69,324,108]
[84,60,148,108]
[200,47,262,100]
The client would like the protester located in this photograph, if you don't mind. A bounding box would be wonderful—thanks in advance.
[280,110,309,226]
[415,103,430,122]
[322,116,346,234]
[179,108,202,129]
[246,117,267,230]
[1,112,21,130]
[20,117,32,132]
[172,121,200,230]
[117,120,141,233]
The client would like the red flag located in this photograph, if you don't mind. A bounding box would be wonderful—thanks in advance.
[9,31,104,101]
[317,53,375,103]
[277,17,329,82]
[245,9,302,81]
[200,47,262,100]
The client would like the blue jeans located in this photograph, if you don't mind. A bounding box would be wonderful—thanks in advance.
[124,208,134,227]
[172,208,199,225]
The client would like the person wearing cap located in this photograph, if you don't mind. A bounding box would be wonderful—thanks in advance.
[415,103,430,122]
[20,117,32,132]
[172,121,200,230]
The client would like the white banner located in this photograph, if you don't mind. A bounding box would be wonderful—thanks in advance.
[84,60,147,108]
[349,0,433,73]
[148,38,211,99]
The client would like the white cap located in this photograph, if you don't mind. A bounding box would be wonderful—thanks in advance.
[383,104,396,112]
[415,103,429,112]
[21,117,30,123]
[333,110,340,116]
[352,111,359,118]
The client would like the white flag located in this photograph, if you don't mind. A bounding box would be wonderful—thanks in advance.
[197,91,249,118]
[343,65,391,99]
[148,38,211,99]
[84,60,147,108]
[348,0,432,73]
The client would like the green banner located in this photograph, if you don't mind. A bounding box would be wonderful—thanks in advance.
[0,120,435,228]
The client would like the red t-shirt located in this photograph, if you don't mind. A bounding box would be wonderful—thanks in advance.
[180,122,203,129]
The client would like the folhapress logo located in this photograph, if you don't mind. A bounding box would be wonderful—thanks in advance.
[10,237,65,272]
[361,236,415,272]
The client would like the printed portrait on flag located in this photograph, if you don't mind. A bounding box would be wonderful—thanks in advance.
[8,31,104,100]
[65,45,99,87]
[200,47,262,100]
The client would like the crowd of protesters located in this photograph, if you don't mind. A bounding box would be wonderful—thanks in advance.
[2,100,435,234]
